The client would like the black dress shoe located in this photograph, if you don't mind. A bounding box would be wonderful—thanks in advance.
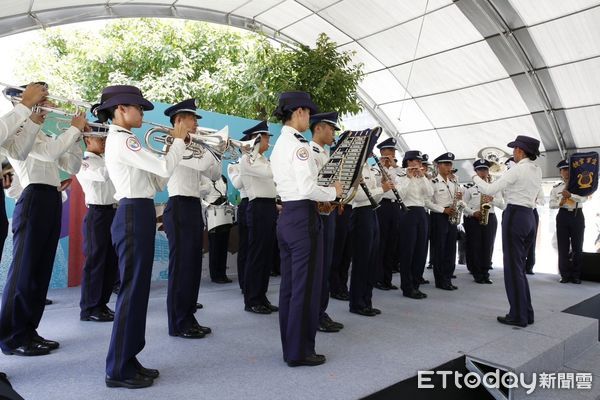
[572,278,582,284]
[193,323,212,334]
[212,277,232,284]
[451,275,457,279]
[136,366,159,379]
[559,277,570,283]
[528,318,534,325]
[2,342,51,356]
[195,303,203,310]
[331,292,349,301]
[105,373,153,389]
[349,307,377,317]
[483,279,493,284]
[436,284,454,291]
[45,299,53,305]
[81,310,113,322]
[287,354,326,367]
[388,284,399,290]
[419,278,430,284]
[102,305,115,317]
[31,334,59,350]
[403,290,424,300]
[322,315,344,329]
[244,305,271,314]
[526,271,535,275]
[415,290,428,298]
[474,278,486,284]
[450,284,458,290]
[368,307,381,315]
[318,320,340,333]
[174,328,206,339]
[373,282,390,291]
[264,302,279,312]
[497,315,526,328]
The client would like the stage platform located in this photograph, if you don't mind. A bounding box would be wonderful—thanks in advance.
[1,265,599,400]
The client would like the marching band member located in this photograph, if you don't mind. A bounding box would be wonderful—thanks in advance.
[462,159,505,284]
[206,175,233,284]
[162,99,220,339]
[239,120,278,314]
[227,160,248,292]
[420,154,433,282]
[77,124,118,322]
[525,188,545,274]
[329,205,353,301]
[396,151,433,299]
[270,91,341,367]
[549,160,587,284]
[309,112,344,333]
[473,135,542,327]
[98,85,187,388]
[374,137,401,291]
[0,93,87,357]
[349,160,390,316]
[426,152,462,291]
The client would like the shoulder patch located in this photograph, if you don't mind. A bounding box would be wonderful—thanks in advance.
[295,147,309,161]
[125,136,142,152]
[293,133,308,143]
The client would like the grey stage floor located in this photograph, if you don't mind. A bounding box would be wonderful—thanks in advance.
[1,266,600,400]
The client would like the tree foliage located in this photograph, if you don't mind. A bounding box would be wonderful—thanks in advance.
[18,19,363,121]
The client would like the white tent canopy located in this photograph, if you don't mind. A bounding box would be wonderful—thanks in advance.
[0,0,599,172]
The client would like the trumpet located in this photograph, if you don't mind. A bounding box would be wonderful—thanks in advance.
[1,82,91,116]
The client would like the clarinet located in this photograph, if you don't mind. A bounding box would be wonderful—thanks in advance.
[372,154,408,212]
[359,181,380,210]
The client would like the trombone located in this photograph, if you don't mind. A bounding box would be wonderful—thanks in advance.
[1,82,91,116]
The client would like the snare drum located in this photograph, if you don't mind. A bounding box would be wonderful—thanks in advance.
[205,204,236,233]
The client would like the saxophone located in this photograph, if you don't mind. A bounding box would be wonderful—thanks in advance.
[448,180,464,225]
[479,176,492,226]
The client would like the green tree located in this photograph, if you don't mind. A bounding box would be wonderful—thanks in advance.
[18,19,363,121]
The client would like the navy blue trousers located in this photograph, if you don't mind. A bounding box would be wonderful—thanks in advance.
[525,208,539,272]
[557,209,585,280]
[80,205,118,318]
[329,205,352,295]
[464,214,498,280]
[106,198,155,379]
[244,198,277,307]
[376,199,400,286]
[349,206,379,311]
[164,196,204,335]
[398,207,428,294]
[208,228,230,281]
[0,190,8,261]
[430,212,457,286]
[0,184,61,350]
[277,200,323,362]
[502,205,535,324]
[319,211,336,321]
[237,197,249,291]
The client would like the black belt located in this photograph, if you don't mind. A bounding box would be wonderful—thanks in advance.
[406,206,424,210]
[559,208,582,213]
[251,197,276,203]
[381,198,397,203]
[89,204,117,209]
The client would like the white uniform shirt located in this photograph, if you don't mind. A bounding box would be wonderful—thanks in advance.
[474,158,542,208]
[549,181,587,210]
[397,175,433,207]
[76,151,117,205]
[0,104,32,144]
[10,126,82,188]
[239,153,277,200]
[426,174,462,213]
[462,182,505,216]
[167,152,221,198]
[309,140,329,171]
[351,163,383,209]
[380,166,402,201]
[0,117,40,161]
[105,124,185,201]
[227,162,247,199]
[270,125,335,202]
